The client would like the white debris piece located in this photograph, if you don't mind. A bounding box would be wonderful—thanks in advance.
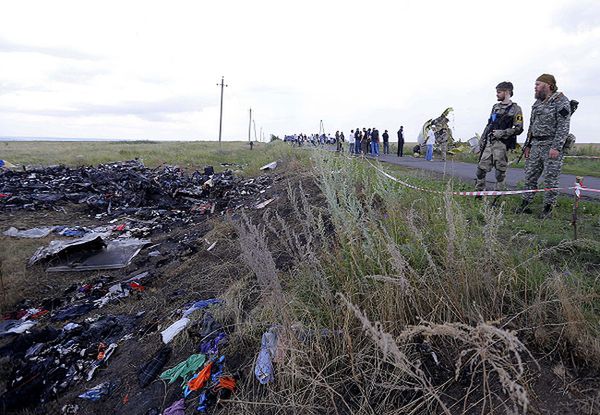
[260,161,278,171]
[161,317,191,344]
[255,198,275,209]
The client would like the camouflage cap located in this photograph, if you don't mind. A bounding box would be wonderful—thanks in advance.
[536,74,557,91]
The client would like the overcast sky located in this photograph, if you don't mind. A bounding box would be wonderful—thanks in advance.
[1,0,599,142]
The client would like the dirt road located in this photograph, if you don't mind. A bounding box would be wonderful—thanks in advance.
[365,152,600,200]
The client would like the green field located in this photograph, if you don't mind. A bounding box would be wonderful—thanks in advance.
[0,140,285,176]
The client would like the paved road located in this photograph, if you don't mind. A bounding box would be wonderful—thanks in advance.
[357,150,600,200]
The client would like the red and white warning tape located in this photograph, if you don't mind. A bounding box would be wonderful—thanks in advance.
[365,158,600,198]
[564,155,600,159]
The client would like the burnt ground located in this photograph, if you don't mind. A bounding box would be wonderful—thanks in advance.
[1,158,599,414]
[0,158,321,415]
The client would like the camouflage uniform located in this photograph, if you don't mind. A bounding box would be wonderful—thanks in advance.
[522,92,571,206]
[475,102,523,190]
[432,116,451,162]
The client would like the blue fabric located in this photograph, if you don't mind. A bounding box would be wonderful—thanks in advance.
[78,381,116,401]
[426,144,434,161]
[199,332,228,355]
[197,390,210,412]
[209,355,225,384]
[254,347,274,384]
[254,330,277,384]
[182,299,223,317]
[183,373,197,397]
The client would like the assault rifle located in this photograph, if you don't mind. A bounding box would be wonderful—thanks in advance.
[478,124,492,163]
[516,99,579,164]
[478,103,515,163]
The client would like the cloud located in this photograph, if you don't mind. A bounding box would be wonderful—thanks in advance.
[0,38,98,60]
[0,81,49,95]
[244,85,297,96]
[554,1,600,33]
[50,66,106,84]
[10,96,212,122]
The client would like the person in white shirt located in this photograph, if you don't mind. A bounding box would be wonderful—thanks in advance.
[348,130,355,154]
[426,127,435,161]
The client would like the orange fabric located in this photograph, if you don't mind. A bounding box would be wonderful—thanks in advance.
[97,343,107,360]
[187,362,213,391]
[216,376,236,392]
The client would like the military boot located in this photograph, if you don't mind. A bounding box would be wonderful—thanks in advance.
[515,200,532,214]
[539,204,553,219]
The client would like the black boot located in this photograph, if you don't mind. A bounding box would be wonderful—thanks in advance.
[539,204,553,219]
[515,200,532,214]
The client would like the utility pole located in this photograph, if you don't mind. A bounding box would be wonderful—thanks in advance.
[216,76,228,148]
[248,108,252,142]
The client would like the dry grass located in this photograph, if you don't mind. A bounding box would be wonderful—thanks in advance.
[216,150,600,414]
[3,146,599,414]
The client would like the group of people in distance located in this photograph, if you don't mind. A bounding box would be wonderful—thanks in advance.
[284,127,406,157]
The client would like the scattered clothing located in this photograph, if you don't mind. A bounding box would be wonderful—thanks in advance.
[78,381,117,401]
[161,317,191,344]
[0,320,37,335]
[163,398,185,415]
[254,327,279,384]
[182,299,224,318]
[185,361,213,395]
[138,347,172,388]
[160,353,207,385]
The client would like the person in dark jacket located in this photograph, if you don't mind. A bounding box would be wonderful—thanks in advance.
[382,130,390,154]
[354,128,361,154]
[397,126,404,157]
[361,128,369,155]
[371,128,380,156]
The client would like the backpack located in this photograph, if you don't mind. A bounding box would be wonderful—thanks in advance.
[563,133,576,153]
[562,100,579,153]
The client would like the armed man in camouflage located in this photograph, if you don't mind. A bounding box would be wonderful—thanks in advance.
[475,82,523,191]
[517,74,571,218]
[433,115,451,162]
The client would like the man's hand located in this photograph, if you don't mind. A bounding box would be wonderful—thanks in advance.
[549,148,560,159]
[492,130,504,139]
[524,147,530,159]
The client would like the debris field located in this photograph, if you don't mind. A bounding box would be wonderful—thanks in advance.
[0,159,284,414]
